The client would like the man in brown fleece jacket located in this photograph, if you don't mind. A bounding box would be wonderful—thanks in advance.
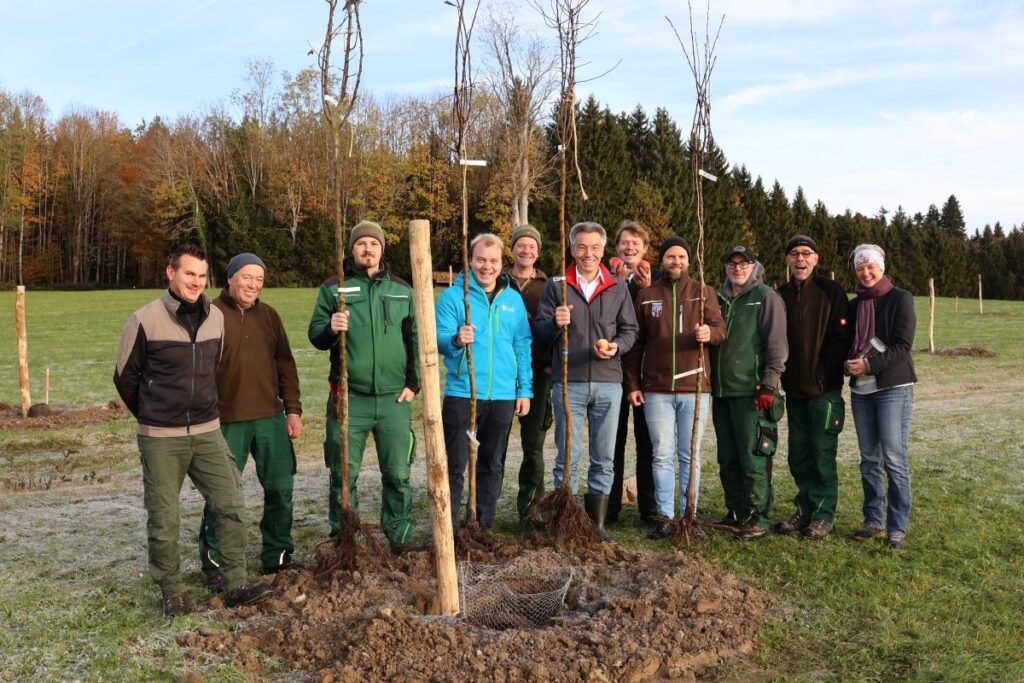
[199,252,303,582]
[623,236,726,539]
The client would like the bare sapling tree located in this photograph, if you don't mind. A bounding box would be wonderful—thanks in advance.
[668,0,724,544]
[449,0,486,534]
[482,2,557,228]
[312,0,383,572]
[531,0,600,545]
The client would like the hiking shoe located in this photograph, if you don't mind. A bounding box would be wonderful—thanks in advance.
[647,517,674,540]
[713,510,740,528]
[734,521,768,541]
[888,532,907,550]
[162,591,190,617]
[225,583,274,608]
[206,570,224,593]
[774,512,810,535]
[801,519,833,540]
[852,525,886,542]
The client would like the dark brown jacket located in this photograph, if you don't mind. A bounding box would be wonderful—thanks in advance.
[214,290,302,422]
[779,271,852,400]
[506,267,551,371]
[623,274,726,394]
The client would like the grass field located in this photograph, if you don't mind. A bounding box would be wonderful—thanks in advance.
[1,287,1022,681]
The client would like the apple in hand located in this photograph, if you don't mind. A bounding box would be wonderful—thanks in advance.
[596,338,610,353]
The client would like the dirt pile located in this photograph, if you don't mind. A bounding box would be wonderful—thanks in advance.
[0,399,128,431]
[181,542,766,681]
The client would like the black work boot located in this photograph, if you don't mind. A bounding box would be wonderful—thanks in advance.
[583,493,613,543]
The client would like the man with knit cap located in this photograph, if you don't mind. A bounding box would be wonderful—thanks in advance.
[199,252,303,583]
[776,234,852,540]
[503,224,553,524]
[534,222,638,541]
[308,220,420,550]
[623,235,725,540]
[711,246,787,541]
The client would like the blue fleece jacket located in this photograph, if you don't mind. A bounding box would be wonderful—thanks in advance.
[436,271,533,400]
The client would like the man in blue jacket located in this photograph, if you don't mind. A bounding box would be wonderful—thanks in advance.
[437,233,533,530]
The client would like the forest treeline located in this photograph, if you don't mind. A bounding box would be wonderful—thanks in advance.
[1,65,1022,298]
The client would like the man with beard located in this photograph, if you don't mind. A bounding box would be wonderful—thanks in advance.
[711,246,787,540]
[623,236,725,540]
[308,220,420,551]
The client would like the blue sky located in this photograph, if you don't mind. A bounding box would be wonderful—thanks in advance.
[2,0,1021,231]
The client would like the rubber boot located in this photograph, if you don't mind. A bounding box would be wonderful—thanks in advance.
[584,493,613,543]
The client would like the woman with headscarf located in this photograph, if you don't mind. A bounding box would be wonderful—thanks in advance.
[844,244,917,549]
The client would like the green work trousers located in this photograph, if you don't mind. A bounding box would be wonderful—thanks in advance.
[326,391,415,546]
[199,413,295,573]
[713,397,774,529]
[786,390,845,522]
[139,431,247,595]
[511,369,553,517]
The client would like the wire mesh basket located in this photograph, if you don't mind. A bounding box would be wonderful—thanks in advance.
[459,558,574,629]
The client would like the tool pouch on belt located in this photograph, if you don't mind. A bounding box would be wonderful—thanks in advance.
[755,390,785,458]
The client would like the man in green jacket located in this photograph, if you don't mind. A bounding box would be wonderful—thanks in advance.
[776,235,853,540]
[199,252,303,586]
[309,221,419,551]
[711,246,787,540]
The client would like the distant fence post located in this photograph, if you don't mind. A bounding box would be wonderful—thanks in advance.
[977,273,983,315]
[16,286,32,417]
[928,278,936,354]
[448,265,453,287]
[955,296,959,313]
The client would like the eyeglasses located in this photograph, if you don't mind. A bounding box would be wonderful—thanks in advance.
[787,250,816,260]
[238,274,265,285]
[573,244,605,255]
[726,261,753,270]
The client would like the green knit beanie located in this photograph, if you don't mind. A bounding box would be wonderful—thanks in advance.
[348,220,386,249]
[510,224,542,249]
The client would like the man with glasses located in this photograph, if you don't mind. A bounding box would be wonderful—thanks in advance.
[711,246,787,540]
[534,222,638,541]
[775,235,852,540]
[199,253,303,588]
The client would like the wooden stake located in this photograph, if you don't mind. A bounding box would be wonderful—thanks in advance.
[977,273,983,315]
[16,286,31,417]
[448,265,453,287]
[955,296,959,313]
[408,219,459,617]
[45,368,50,404]
[928,278,936,354]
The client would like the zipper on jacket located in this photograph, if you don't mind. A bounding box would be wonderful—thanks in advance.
[671,282,679,390]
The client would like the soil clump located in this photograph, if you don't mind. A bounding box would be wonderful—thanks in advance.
[0,399,128,431]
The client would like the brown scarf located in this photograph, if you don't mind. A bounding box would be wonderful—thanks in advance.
[850,275,894,358]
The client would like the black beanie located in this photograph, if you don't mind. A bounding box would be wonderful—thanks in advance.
[658,236,691,261]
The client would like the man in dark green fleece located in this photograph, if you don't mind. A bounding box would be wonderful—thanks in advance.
[776,235,853,540]
[711,246,787,540]
[308,220,419,550]
[199,252,303,585]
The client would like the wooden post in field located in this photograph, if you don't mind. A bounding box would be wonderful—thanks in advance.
[955,296,959,313]
[448,266,453,287]
[15,286,31,417]
[977,273,983,315]
[408,219,459,616]
[928,278,936,354]
[830,270,835,280]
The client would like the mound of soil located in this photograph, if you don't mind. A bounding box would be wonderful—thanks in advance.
[921,347,996,357]
[180,543,766,681]
[0,400,128,431]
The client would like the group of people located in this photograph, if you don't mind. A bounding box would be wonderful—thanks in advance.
[114,218,917,617]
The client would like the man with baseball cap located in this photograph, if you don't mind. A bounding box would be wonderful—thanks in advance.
[308,220,420,551]
[199,252,303,583]
[711,245,787,540]
[775,235,852,540]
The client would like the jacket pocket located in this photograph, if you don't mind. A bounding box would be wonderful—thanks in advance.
[823,395,845,435]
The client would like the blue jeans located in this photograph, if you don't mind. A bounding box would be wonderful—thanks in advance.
[552,382,622,495]
[851,386,914,536]
[645,392,710,518]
